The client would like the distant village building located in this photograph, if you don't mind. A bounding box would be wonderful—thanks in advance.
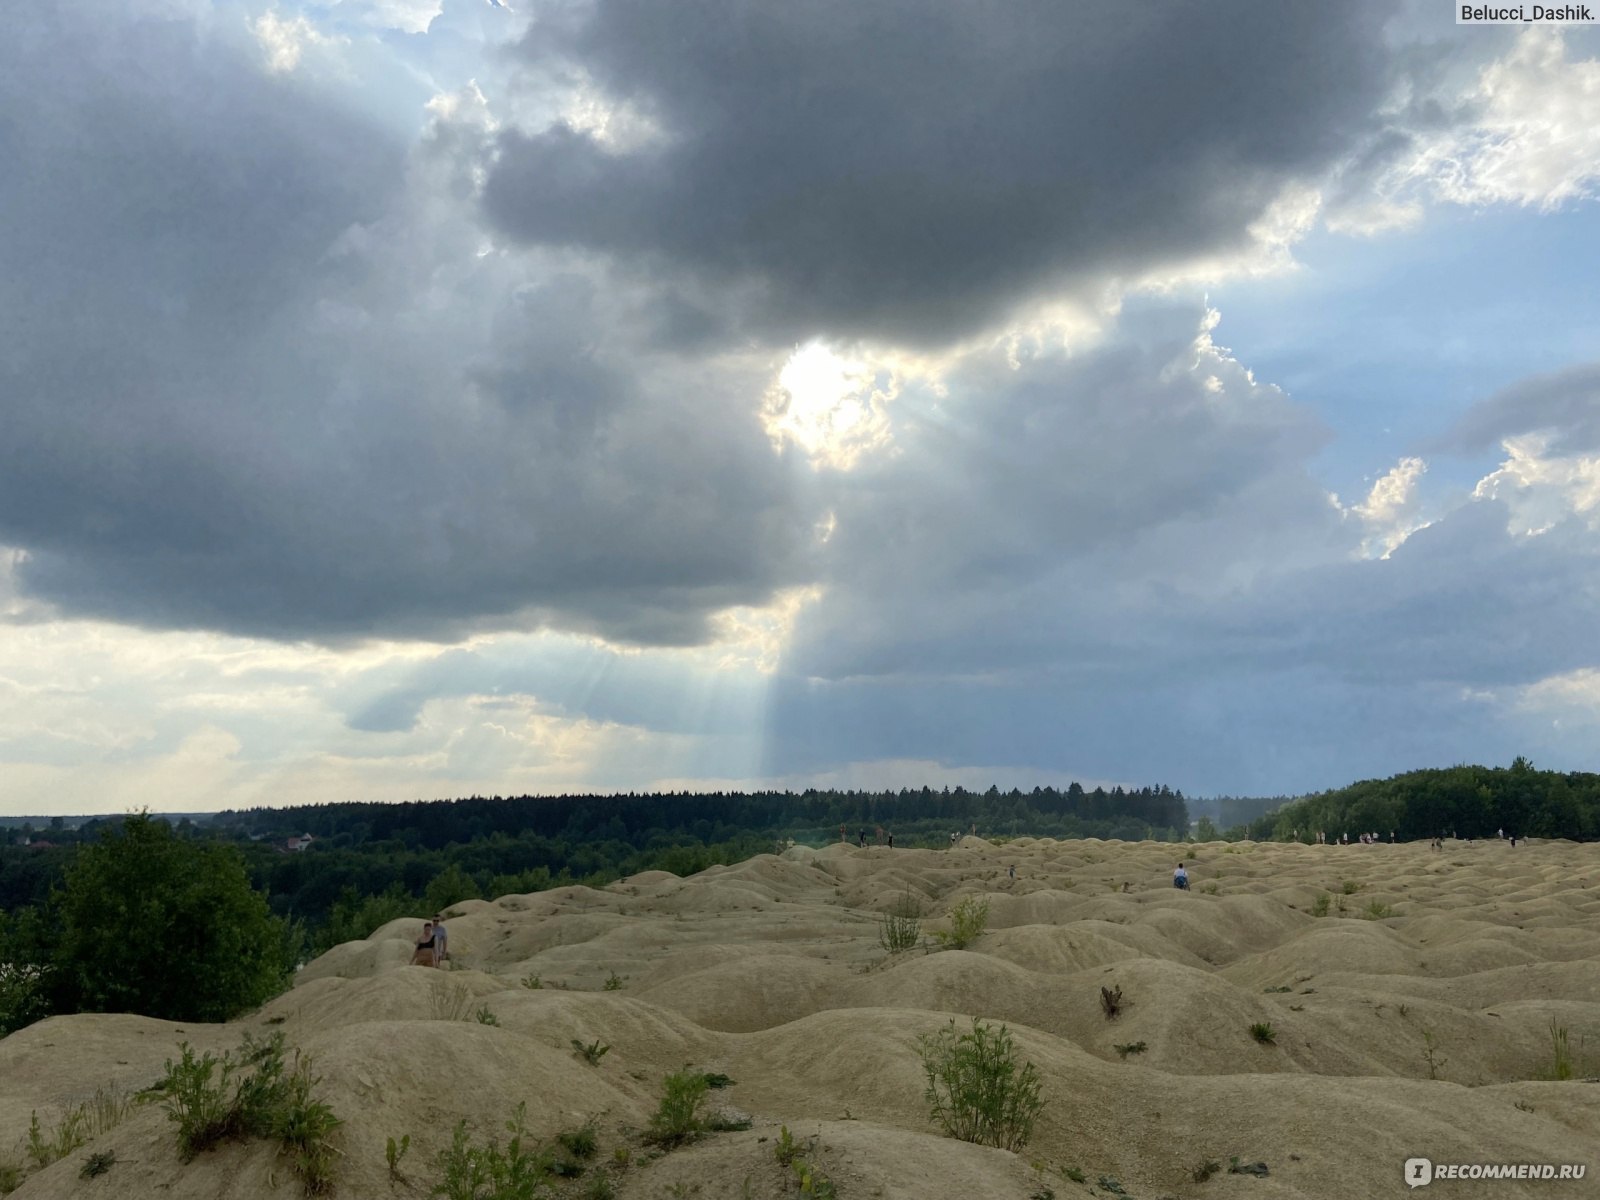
[283,833,315,853]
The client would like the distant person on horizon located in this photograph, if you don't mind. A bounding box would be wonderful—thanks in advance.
[432,913,449,966]
[859,827,868,847]
[1173,862,1189,890]
[887,831,894,849]
[412,921,437,967]
[1008,864,1016,880]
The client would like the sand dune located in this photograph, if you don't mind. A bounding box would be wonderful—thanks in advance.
[4,837,1598,1198]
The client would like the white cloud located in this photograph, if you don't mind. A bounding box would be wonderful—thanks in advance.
[1349,456,1430,558]
[252,10,341,73]
[1473,432,1600,535]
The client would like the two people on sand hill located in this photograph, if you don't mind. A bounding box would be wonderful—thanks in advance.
[412,913,450,967]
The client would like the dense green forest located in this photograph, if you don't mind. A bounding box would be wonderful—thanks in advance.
[1233,759,1600,842]
[1,783,1186,940]
[4,764,1598,1037]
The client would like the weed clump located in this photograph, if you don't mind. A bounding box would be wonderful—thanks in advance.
[158,1033,341,1196]
[1250,1022,1277,1045]
[572,1038,611,1066]
[935,896,990,950]
[646,1070,710,1147]
[1309,893,1331,917]
[918,1018,1044,1151]
[1113,1041,1147,1059]
[879,891,923,954]
[1099,985,1123,1020]
[433,1103,552,1200]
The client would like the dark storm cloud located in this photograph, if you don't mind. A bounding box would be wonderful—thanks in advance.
[1440,363,1600,456]
[0,6,818,643]
[485,0,1395,342]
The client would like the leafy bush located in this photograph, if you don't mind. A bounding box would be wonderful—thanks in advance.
[474,1005,500,1026]
[936,896,990,949]
[1250,1022,1276,1045]
[1341,879,1361,895]
[1309,893,1331,917]
[646,1070,710,1146]
[52,813,292,1022]
[918,1018,1045,1151]
[271,1053,342,1195]
[1113,1041,1146,1059]
[602,972,624,991]
[1361,900,1394,920]
[879,891,923,954]
[159,1033,341,1196]
[433,1103,552,1200]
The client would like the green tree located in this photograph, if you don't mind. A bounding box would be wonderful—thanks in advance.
[52,813,291,1022]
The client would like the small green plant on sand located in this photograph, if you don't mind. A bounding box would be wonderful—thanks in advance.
[386,1134,411,1180]
[919,1017,1044,1151]
[474,1005,500,1026]
[774,1125,799,1167]
[1192,1159,1221,1183]
[1099,985,1123,1019]
[790,1157,837,1198]
[1250,1022,1276,1045]
[1113,1041,1147,1059]
[603,972,625,991]
[1421,1028,1448,1080]
[1546,1023,1575,1081]
[935,895,990,950]
[1361,900,1394,920]
[879,890,923,954]
[521,974,543,990]
[645,1069,710,1147]
[1310,893,1331,917]
[572,1038,611,1066]
[1341,879,1361,895]
[78,1150,116,1179]
[430,981,474,1021]
[1061,1166,1087,1183]
[557,1123,599,1161]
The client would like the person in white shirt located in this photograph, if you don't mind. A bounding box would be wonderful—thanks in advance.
[431,914,449,967]
[1173,862,1190,890]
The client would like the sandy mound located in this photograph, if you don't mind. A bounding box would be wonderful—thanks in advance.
[5,837,1599,1199]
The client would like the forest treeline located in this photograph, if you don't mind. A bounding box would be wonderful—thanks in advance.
[1233,759,1600,843]
[1,784,1187,936]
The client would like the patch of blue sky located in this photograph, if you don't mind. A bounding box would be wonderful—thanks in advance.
[1210,202,1600,505]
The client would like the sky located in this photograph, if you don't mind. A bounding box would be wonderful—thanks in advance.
[4,1,1600,816]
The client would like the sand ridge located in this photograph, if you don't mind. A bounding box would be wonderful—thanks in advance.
[3,836,1598,1198]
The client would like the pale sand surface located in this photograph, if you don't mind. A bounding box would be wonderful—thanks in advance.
[4,837,1599,1198]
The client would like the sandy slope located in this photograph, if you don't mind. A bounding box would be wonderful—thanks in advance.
[4,837,1599,1199]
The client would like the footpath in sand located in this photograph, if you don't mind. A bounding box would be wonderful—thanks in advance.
[4,837,1599,1199]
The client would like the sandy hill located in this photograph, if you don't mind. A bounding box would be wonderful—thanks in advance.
[4,837,1599,1199]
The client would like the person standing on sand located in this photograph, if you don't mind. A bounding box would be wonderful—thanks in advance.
[887,831,894,849]
[412,921,437,967]
[1008,864,1016,879]
[1173,862,1189,890]
[432,913,449,967]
